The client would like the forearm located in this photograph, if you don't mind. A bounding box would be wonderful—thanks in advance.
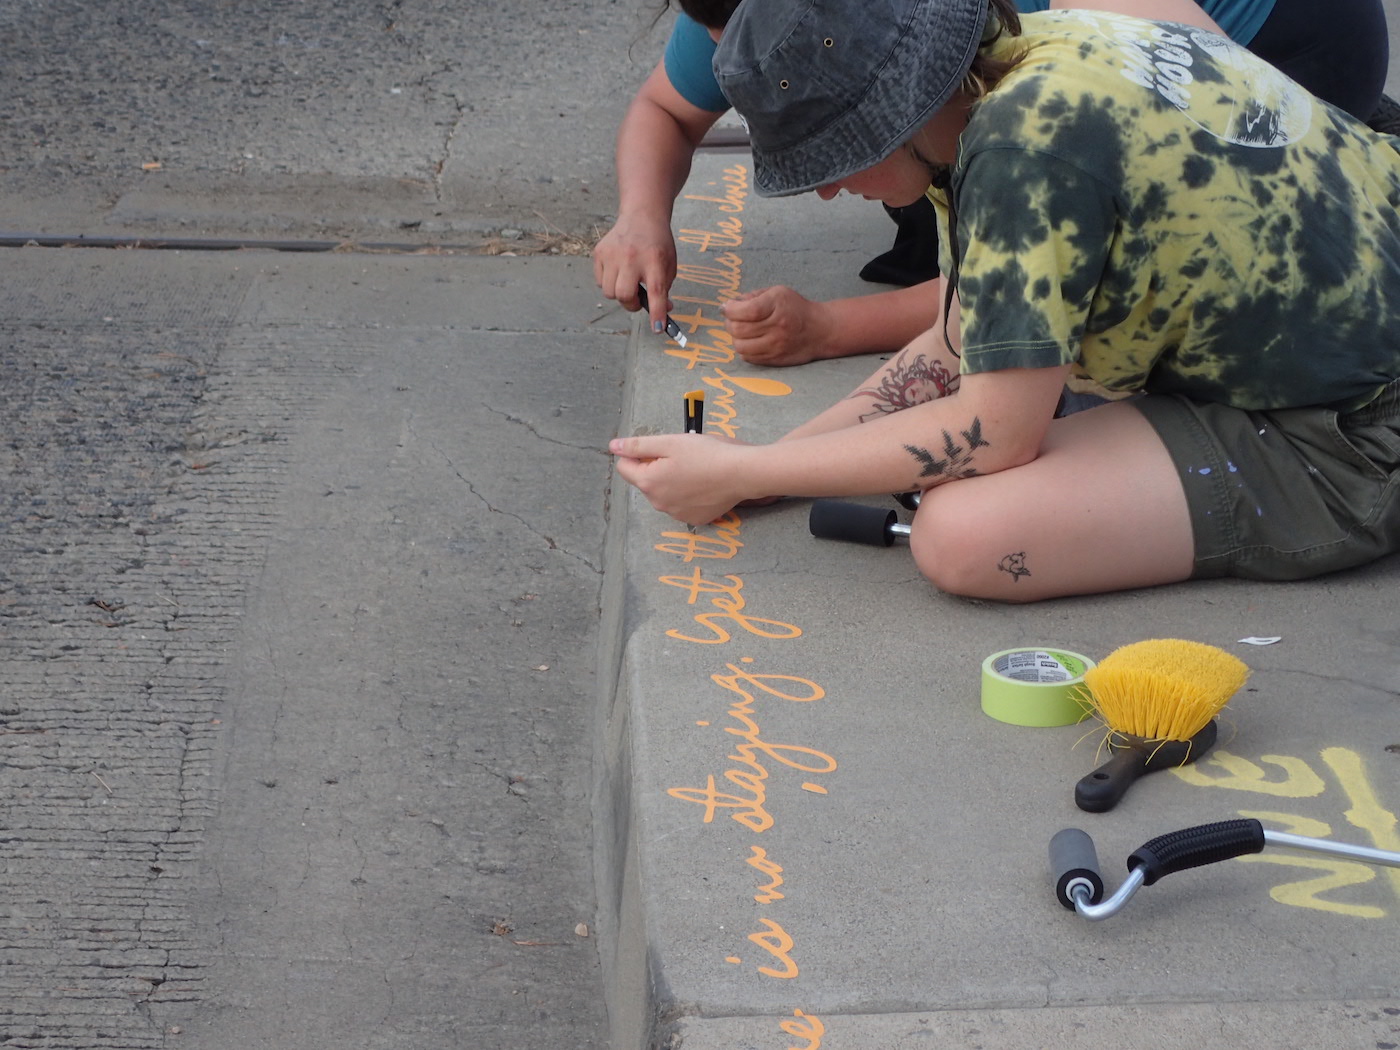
[597,72,722,316]
[744,371,1060,500]
[610,365,1068,526]
[811,280,945,360]
[782,324,961,442]
[613,97,705,228]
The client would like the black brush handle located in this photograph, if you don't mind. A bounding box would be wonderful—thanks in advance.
[1127,819,1267,886]
[1074,748,1150,813]
[1074,721,1217,814]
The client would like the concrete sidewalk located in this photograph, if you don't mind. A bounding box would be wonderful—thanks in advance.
[596,149,1400,1050]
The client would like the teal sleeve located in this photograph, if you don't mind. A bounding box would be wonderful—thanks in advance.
[1199,0,1274,45]
[663,15,730,113]
[1014,0,1051,11]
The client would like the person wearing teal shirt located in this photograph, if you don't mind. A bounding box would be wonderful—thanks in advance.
[595,0,1390,366]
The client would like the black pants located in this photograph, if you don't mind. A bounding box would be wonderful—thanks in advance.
[1248,0,1389,121]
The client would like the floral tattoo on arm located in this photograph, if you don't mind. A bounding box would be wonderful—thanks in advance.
[850,351,959,422]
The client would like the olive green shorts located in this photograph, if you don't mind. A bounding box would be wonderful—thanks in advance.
[1134,380,1400,581]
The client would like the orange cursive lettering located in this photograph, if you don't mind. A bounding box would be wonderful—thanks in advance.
[748,918,799,979]
[659,569,802,645]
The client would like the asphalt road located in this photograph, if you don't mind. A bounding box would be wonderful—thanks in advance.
[1,1,652,1047]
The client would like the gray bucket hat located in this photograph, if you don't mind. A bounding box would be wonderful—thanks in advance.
[713,0,989,196]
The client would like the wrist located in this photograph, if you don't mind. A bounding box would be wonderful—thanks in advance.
[734,439,806,503]
[817,288,937,358]
[806,298,847,360]
[613,197,675,232]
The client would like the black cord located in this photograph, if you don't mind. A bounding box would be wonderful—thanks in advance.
[927,167,961,359]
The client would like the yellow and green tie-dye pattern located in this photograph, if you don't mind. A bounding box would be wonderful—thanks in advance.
[941,10,1400,411]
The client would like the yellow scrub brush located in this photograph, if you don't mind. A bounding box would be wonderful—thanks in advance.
[1074,639,1249,813]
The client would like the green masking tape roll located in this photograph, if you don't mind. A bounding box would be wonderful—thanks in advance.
[981,647,1096,727]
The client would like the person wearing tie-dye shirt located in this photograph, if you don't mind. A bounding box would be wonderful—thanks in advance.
[610,0,1400,600]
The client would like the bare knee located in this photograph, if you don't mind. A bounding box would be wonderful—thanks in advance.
[909,488,1041,602]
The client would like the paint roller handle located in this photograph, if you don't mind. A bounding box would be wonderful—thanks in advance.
[1127,818,1268,886]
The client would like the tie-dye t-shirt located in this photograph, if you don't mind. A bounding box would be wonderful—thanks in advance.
[939,10,1400,411]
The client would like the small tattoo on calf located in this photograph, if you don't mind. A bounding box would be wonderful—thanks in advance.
[853,352,959,421]
[902,417,989,479]
[998,552,1031,581]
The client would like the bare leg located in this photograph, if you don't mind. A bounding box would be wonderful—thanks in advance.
[909,400,1195,601]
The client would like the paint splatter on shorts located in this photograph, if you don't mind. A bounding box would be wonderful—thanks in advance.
[1134,379,1400,580]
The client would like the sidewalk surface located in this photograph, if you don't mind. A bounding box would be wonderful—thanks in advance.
[596,150,1400,1050]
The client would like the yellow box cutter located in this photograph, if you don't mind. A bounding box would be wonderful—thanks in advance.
[684,389,705,434]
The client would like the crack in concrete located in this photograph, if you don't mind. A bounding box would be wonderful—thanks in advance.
[425,432,602,575]
[482,404,608,456]
[1268,665,1400,699]
[430,87,467,204]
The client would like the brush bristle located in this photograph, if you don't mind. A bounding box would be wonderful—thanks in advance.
[1079,639,1249,741]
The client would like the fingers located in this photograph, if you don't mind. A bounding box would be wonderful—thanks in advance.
[721,286,778,323]
[641,276,672,333]
[720,286,834,367]
[608,435,665,462]
[732,339,815,368]
[609,434,694,470]
[592,220,677,325]
[608,434,743,525]
[725,289,814,366]
[619,266,674,329]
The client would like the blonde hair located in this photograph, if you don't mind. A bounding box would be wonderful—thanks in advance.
[963,0,1026,100]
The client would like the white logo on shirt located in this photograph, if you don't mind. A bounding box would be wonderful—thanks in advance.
[1068,11,1313,148]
